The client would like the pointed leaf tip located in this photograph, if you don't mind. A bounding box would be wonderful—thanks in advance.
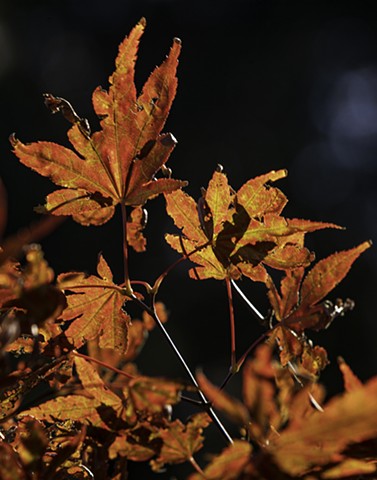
[139,17,147,27]
[9,133,17,147]
[161,133,178,147]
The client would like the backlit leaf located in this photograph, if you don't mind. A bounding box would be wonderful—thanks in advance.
[338,356,363,393]
[23,356,126,430]
[166,169,338,281]
[196,370,250,425]
[151,412,211,471]
[126,206,147,252]
[58,255,129,353]
[269,377,377,476]
[281,242,371,332]
[12,20,186,226]
[188,440,252,480]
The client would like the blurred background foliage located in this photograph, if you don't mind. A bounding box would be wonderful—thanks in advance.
[0,0,376,400]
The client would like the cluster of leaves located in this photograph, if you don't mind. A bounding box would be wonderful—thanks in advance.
[0,18,376,479]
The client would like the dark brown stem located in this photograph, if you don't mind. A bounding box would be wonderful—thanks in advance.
[152,240,211,294]
[120,201,133,294]
[225,278,237,372]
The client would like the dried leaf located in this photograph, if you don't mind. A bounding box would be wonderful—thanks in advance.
[125,376,183,416]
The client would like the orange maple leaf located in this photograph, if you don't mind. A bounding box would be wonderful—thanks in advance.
[268,241,372,333]
[58,255,130,353]
[11,19,187,226]
[266,241,371,373]
[23,356,127,430]
[165,169,339,281]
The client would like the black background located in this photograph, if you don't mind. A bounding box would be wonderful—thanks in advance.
[1,0,377,476]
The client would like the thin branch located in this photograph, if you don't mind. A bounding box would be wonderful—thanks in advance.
[73,351,135,380]
[120,201,133,294]
[189,456,207,478]
[152,239,210,294]
[131,293,233,445]
[219,280,272,390]
[231,279,264,321]
[225,278,237,372]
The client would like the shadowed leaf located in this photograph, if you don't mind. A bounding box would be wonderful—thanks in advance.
[188,440,252,480]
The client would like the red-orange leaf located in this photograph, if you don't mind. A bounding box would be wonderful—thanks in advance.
[151,412,211,471]
[299,241,371,311]
[196,370,250,425]
[188,440,252,480]
[166,169,338,281]
[126,206,147,252]
[282,241,371,332]
[58,255,129,353]
[268,376,377,476]
[12,20,186,226]
[23,356,126,430]
[338,356,363,392]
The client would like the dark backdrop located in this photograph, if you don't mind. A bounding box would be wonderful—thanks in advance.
[0,0,376,463]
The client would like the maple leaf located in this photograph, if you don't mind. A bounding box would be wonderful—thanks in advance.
[150,412,211,471]
[123,376,183,425]
[58,255,130,353]
[265,242,371,373]
[0,245,66,352]
[165,169,339,281]
[11,20,187,226]
[0,443,27,480]
[269,241,371,332]
[188,440,252,480]
[338,356,363,392]
[196,370,250,426]
[126,206,147,252]
[23,355,127,430]
[267,376,377,476]
[0,356,70,421]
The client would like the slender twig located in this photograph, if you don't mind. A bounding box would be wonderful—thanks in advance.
[180,395,205,406]
[225,278,237,372]
[120,201,133,294]
[189,456,207,478]
[231,279,264,321]
[131,293,233,445]
[152,239,210,294]
[218,280,271,391]
[219,330,271,391]
[73,351,135,380]
[130,280,153,292]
